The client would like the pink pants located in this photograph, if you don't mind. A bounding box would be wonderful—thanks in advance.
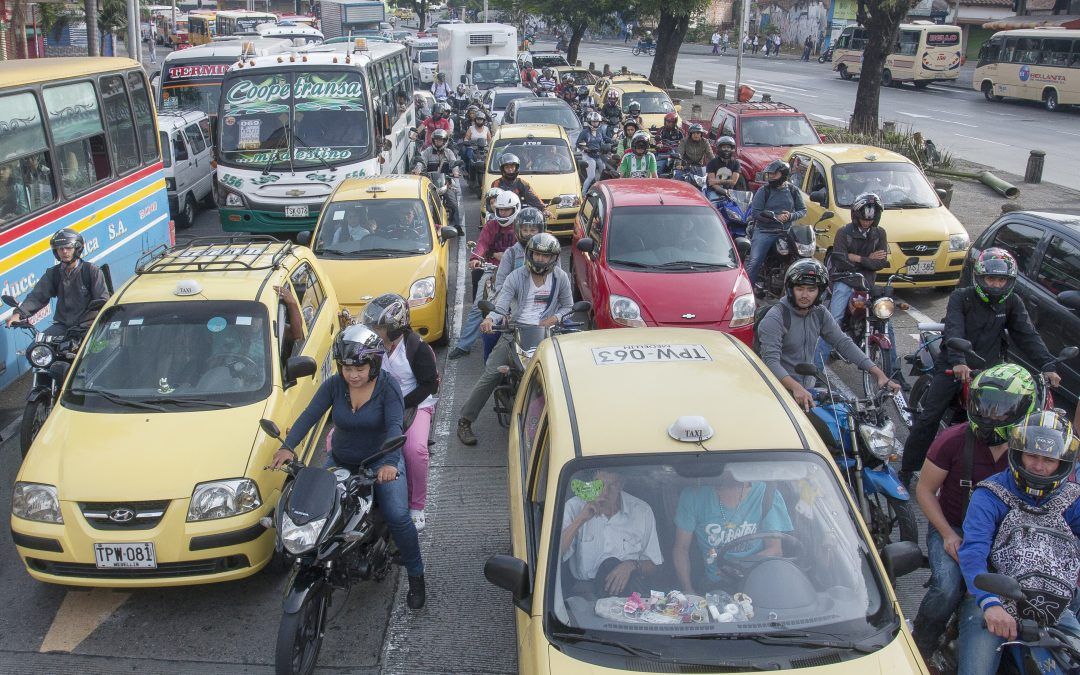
[403,406,434,511]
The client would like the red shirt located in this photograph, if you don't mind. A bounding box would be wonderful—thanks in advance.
[473,218,517,264]
[422,118,451,147]
[926,423,1009,528]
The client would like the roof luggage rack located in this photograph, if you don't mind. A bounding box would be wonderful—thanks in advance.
[136,235,294,275]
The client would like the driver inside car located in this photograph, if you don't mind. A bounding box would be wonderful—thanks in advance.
[331,206,378,245]
[673,468,793,596]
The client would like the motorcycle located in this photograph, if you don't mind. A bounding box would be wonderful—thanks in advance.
[2,294,105,456]
[632,39,656,56]
[671,160,707,191]
[460,138,489,197]
[709,187,754,238]
[740,210,833,300]
[478,299,590,427]
[414,158,463,233]
[258,420,407,675]
[817,46,834,63]
[795,363,918,551]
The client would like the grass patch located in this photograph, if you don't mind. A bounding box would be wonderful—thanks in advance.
[814,122,954,170]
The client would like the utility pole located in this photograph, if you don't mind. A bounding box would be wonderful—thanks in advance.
[734,0,750,97]
[126,0,140,60]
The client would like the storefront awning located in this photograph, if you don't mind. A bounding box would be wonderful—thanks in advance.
[983,14,1080,29]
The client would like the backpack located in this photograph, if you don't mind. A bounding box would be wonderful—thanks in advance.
[751,302,789,356]
[982,479,1080,623]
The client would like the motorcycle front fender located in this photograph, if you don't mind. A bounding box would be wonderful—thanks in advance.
[869,331,892,351]
[862,464,910,500]
[282,564,328,615]
[26,383,53,404]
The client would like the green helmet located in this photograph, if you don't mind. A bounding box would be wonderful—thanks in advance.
[967,363,1037,445]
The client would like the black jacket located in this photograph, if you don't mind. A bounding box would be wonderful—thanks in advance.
[21,260,109,330]
[401,330,439,409]
[939,287,1055,372]
[490,176,545,211]
[829,222,889,289]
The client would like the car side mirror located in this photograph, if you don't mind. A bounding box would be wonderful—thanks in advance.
[439,225,458,242]
[260,418,283,440]
[735,236,751,261]
[86,298,107,312]
[575,237,595,254]
[576,158,588,172]
[297,231,312,246]
[882,541,922,581]
[484,554,531,612]
[1059,290,1080,312]
[285,356,318,382]
[810,190,828,206]
[974,572,1025,602]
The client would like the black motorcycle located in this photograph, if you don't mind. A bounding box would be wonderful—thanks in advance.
[259,419,406,675]
[413,158,463,232]
[2,294,105,456]
[738,210,833,300]
[817,46,833,63]
[460,138,489,197]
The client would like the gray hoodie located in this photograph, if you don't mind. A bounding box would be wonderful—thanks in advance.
[493,264,573,323]
[757,297,873,387]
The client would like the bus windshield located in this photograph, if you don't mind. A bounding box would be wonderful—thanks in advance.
[218,70,370,170]
[159,61,232,117]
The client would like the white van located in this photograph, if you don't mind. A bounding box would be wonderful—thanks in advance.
[158,110,215,228]
[437,22,518,91]
[405,35,438,84]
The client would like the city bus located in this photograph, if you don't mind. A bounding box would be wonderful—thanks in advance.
[157,38,293,123]
[216,10,277,37]
[833,21,963,88]
[155,13,190,49]
[187,11,217,46]
[256,21,324,45]
[215,39,415,232]
[973,28,1080,111]
[0,58,171,390]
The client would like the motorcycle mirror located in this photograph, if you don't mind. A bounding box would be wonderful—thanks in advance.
[85,298,107,312]
[478,299,496,313]
[945,337,974,354]
[794,363,819,377]
[381,434,407,453]
[817,211,835,222]
[1,294,17,308]
[881,541,923,581]
[260,418,283,440]
[974,572,1026,603]
[571,300,591,314]
[575,237,595,254]
[734,237,751,261]
[439,226,458,241]
[1057,345,1079,361]
[904,256,919,268]
[297,231,312,246]
[1058,290,1080,312]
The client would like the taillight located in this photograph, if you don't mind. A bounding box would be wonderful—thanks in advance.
[168,219,176,246]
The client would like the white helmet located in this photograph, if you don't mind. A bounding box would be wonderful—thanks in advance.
[493,190,521,227]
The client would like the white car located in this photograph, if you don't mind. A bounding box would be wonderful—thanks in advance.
[481,86,536,125]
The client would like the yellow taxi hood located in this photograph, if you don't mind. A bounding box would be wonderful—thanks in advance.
[320,253,438,307]
[878,206,965,240]
[21,403,265,501]
[519,172,580,201]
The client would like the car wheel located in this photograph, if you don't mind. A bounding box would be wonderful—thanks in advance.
[913,80,930,90]
[838,65,852,81]
[881,69,893,87]
[433,286,451,347]
[1044,89,1060,112]
[178,195,196,229]
[982,81,1002,102]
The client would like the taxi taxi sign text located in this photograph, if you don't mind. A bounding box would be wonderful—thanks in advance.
[591,344,712,365]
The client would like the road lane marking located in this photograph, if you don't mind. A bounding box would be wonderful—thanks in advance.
[747,78,811,92]
[808,112,848,124]
[927,108,972,117]
[953,133,1012,147]
[895,111,977,127]
[900,301,937,326]
[40,588,130,653]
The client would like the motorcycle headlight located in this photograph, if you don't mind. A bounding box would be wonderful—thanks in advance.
[408,276,436,307]
[556,193,581,209]
[859,420,898,461]
[949,232,970,252]
[729,292,756,328]
[796,241,816,257]
[609,294,646,327]
[872,297,895,320]
[12,482,63,523]
[224,191,244,207]
[186,478,262,521]
[280,512,326,555]
[774,239,790,256]
[28,344,54,368]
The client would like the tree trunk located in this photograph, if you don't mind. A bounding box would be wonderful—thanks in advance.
[648,11,690,88]
[849,0,912,133]
[566,20,586,66]
[416,0,427,31]
[85,0,98,56]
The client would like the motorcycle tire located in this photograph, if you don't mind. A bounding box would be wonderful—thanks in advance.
[19,398,51,458]
[274,586,330,675]
[865,493,918,549]
[885,494,919,544]
[632,47,640,56]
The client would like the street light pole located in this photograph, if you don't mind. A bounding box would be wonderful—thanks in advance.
[734,0,749,98]
[126,0,140,61]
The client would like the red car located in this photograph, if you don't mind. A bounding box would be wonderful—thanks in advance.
[687,101,822,191]
[570,179,756,345]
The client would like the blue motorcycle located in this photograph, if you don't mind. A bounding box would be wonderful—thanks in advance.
[709,187,754,239]
[796,363,918,551]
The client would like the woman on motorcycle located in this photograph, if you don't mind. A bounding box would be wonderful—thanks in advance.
[623,100,643,129]
[462,112,491,174]
[577,111,606,193]
[361,295,440,534]
[618,131,657,179]
[272,326,425,609]
[677,124,714,174]
[616,119,641,156]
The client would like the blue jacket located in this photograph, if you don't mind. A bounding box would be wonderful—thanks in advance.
[576,126,606,153]
[959,470,1080,610]
[283,373,404,470]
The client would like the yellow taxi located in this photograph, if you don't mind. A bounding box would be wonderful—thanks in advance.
[301,175,458,343]
[484,327,927,674]
[551,65,597,86]
[484,124,583,237]
[11,238,339,587]
[592,73,681,130]
[784,144,970,288]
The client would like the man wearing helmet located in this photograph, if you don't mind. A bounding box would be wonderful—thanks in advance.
[490,153,546,212]
[457,232,572,445]
[451,83,471,116]
[535,67,557,95]
[957,411,1080,672]
[705,136,741,199]
[431,71,451,102]
[618,131,657,179]
[418,102,453,149]
[654,112,684,175]
[624,100,643,129]
[677,124,714,172]
[600,91,622,139]
[900,247,1060,489]
[755,259,898,412]
[577,111,607,192]
[911,364,1036,662]
[556,74,576,97]
[7,228,110,336]
[745,159,806,287]
[520,60,538,87]
[413,128,463,233]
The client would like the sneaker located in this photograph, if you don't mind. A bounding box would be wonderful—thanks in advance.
[407,574,426,609]
[448,347,469,360]
[410,509,426,532]
[457,418,477,446]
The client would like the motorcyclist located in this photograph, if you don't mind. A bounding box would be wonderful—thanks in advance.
[556,74,576,97]
[677,123,714,174]
[450,83,471,115]
[413,129,462,233]
[618,131,657,178]
[745,159,806,288]
[616,119,641,156]
[654,112,684,175]
[430,72,451,102]
[271,325,425,610]
[911,364,1036,661]
[755,259,898,412]
[623,100,643,129]
[957,411,1080,674]
[520,60,538,86]
[462,111,491,174]
[495,207,545,291]
[535,67,557,94]
[576,111,607,193]
[418,102,452,148]
[489,153,546,212]
[6,228,110,336]
[457,232,572,446]
[705,135,741,200]
[900,247,1060,489]
[600,91,622,138]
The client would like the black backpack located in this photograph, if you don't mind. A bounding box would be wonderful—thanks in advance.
[751,301,791,356]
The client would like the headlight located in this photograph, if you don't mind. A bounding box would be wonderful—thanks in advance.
[796,242,816,257]
[408,276,436,307]
[609,294,645,327]
[949,232,970,252]
[872,297,895,320]
[859,420,897,461]
[186,478,261,521]
[774,238,790,256]
[729,292,755,328]
[12,482,63,523]
[224,191,244,207]
[280,512,326,555]
[28,344,54,368]
[556,193,581,209]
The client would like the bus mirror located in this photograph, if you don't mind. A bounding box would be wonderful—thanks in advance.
[460,74,467,84]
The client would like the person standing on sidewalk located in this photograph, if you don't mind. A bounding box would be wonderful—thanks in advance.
[752,35,759,54]
[722,32,730,53]
[802,35,813,61]
[773,34,782,57]
[711,29,721,54]
[764,35,771,57]
[624,22,632,44]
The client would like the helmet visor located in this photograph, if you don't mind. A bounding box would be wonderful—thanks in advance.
[969,387,1032,430]
[1012,423,1072,461]
[979,257,1013,278]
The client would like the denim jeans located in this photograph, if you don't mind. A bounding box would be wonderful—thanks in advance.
[814,282,900,377]
[745,231,781,286]
[453,305,484,353]
[581,154,604,193]
[913,525,966,659]
[958,594,1080,675]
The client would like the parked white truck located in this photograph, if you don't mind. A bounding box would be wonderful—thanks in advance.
[437,22,520,92]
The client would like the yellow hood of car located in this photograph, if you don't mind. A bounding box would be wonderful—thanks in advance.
[319,252,439,307]
[832,205,964,240]
[20,404,265,501]
[511,172,581,202]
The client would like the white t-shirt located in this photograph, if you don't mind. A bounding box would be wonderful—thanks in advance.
[465,125,491,143]
[384,337,436,410]
[561,492,663,581]
[515,274,553,326]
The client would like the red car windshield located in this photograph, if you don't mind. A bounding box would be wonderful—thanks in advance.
[606,206,737,269]
[738,116,819,147]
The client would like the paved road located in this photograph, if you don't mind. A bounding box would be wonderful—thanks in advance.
[573,41,1080,189]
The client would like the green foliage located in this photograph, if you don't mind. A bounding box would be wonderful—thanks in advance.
[815,123,953,169]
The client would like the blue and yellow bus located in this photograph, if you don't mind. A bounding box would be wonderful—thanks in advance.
[0,58,172,389]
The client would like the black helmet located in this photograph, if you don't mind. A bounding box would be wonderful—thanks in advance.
[622,119,638,134]
[332,324,386,378]
[716,135,736,157]
[436,72,446,81]
[973,247,1019,305]
[360,293,411,342]
[576,84,590,97]
[542,67,554,78]
[1007,411,1079,499]
[50,228,85,261]
[431,128,449,145]
[525,232,560,275]
[850,193,884,228]
[627,101,641,115]
[784,258,829,306]
[631,130,651,152]
[764,159,790,187]
[515,207,546,247]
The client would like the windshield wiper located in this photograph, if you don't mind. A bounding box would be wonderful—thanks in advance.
[674,629,876,653]
[608,259,653,268]
[353,247,407,257]
[291,130,337,173]
[654,260,732,269]
[262,124,289,176]
[549,630,662,658]
[69,387,166,412]
[314,247,355,256]
[886,199,932,208]
[138,396,233,409]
